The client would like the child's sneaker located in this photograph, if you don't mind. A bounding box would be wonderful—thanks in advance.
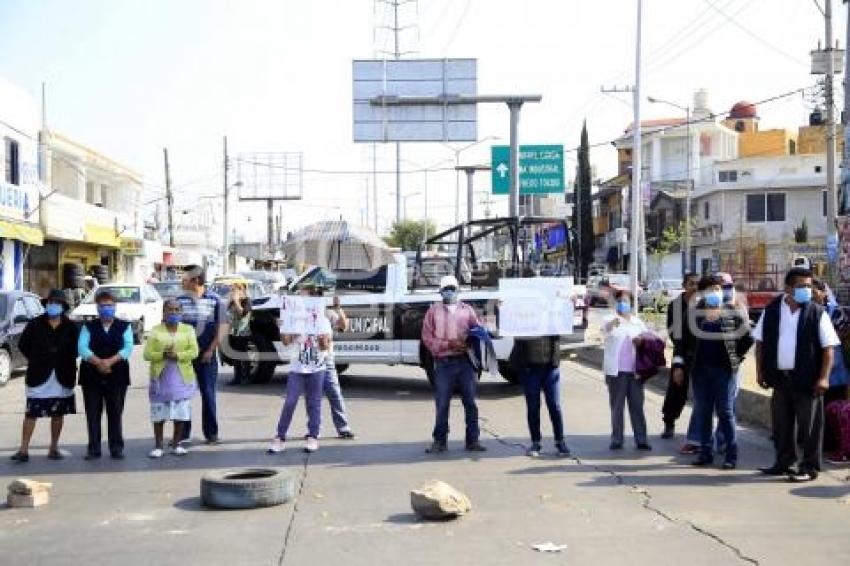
[267,438,285,454]
[149,448,164,459]
[172,445,188,456]
[527,443,542,458]
[304,437,319,453]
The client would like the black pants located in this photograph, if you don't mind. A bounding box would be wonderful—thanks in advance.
[661,367,690,425]
[82,382,128,456]
[771,379,824,472]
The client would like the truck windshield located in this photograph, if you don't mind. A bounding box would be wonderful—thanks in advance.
[290,266,387,294]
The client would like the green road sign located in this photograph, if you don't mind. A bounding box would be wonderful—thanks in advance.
[491,144,565,195]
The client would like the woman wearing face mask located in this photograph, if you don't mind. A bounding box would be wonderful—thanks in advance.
[602,290,652,451]
[143,299,199,458]
[10,290,80,462]
[677,275,753,469]
[78,290,134,460]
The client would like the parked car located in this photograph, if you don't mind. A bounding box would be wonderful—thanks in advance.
[209,277,267,300]
[638,279,684,311]
[588,273,635,306]
[69,284,163,344]
[0,291,45,385]
[151,280,184,300]
[239,270,289,294]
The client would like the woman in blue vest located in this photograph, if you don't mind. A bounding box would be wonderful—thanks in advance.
[78,289,134,460]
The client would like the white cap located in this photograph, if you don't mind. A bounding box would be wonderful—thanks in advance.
[439,275,459,290]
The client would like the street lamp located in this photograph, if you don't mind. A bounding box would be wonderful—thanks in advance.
[440,135,501,224]
[401,191,421,220]
[400,157,454,242]
[648,96,691,276]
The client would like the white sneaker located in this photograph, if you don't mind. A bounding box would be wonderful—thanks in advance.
[304,437,319,453]
[267,438,285,454]
[149,448,164,459]
[172,445,188,456]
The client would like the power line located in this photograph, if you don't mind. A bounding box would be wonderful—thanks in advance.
[702,0,808,67]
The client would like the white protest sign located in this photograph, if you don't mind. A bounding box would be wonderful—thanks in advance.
[498,277,574,337]
[279,296,327,335]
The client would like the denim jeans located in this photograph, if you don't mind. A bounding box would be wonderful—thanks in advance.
[691,365,738,463]
[182,355,219,441]
[714,367,741,451]
[277,371,325,440]
[432,357,479,444]
[323,368,351,433]
[522,365,564,443]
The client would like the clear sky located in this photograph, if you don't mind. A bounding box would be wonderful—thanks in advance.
[0,0,843,239]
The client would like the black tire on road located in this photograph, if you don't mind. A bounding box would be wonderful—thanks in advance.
[247,334,278,384]
[335,364,349,375]
[498,360,521,385]
[200,468,296,510]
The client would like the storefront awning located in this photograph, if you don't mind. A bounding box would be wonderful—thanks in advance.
[84,223,120,248]
[0,219,44,246]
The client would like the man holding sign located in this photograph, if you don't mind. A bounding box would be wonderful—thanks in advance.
[421,275,486,453]
[268,289,333,454]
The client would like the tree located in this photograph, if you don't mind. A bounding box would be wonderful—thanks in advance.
[384,219,437,251]
[573,121,594,279]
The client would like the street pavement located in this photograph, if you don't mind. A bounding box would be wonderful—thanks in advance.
[1,348,849,565]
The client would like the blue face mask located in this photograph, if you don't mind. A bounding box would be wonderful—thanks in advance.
[45,303,63,318]
[97,304,116,319]
[704,291,723,308]
[165,313,182,325]
[793,287,812,305]
[440,289,458,304]
[615,301,631,315]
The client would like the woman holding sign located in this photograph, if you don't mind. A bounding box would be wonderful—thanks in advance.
[268,290,333,454]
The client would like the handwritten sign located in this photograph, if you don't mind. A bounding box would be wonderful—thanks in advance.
[279,296,327,335]
[498,277,574,337]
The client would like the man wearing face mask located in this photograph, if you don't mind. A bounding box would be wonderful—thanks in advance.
[421,275,485,453]
[754,268,839,482]
[78,290,134,460]
[663,272,700,444]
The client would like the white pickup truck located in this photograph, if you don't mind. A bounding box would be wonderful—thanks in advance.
[246,217,588,385]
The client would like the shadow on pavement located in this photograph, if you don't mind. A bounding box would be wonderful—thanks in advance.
[789,484,850,499]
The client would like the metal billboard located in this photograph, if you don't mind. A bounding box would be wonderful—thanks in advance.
[235,152,303,201]
[352,58,477,142]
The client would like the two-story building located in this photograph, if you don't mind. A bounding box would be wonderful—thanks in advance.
[0,77,43,291]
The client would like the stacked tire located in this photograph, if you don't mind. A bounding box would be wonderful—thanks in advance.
[62,263,85,289]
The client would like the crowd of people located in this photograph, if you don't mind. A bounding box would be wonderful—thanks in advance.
[7,264,850,483]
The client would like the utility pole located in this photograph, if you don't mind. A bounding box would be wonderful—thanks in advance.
[222,136,230,272]
[163,148,174,248]
[843,0,850,218]
[825,0,839,283]
[630,0,644,297]
[392,0,402,224]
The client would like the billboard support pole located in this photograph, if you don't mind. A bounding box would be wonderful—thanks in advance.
[508,101,522,217]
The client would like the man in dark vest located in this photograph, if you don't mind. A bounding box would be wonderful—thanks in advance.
[663,272,700,446]
[754,267,839,482]
[79,289,134,459]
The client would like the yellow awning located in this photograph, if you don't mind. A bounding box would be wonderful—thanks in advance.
[84,223,120,248]
[0,219,44,246]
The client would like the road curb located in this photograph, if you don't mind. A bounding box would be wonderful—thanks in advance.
[571,346,772,430]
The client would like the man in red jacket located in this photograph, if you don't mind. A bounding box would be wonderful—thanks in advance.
[421,275,485,453]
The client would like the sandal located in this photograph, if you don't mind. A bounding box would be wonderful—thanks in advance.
[10,451,29,463]
[47,449,64,460]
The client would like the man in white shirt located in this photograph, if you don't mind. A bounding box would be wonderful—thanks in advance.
[753,267,839,482]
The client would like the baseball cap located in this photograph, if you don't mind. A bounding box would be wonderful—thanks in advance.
[439,275,459,290]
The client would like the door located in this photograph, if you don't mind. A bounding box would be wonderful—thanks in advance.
[8,298,30,366]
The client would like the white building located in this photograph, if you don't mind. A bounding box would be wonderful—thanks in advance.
[691,153,834,275]
[0,77,43,291]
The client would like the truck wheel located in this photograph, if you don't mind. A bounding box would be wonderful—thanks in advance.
[247,335,278,384]
[335,364,349,375]
[498,360,520,385]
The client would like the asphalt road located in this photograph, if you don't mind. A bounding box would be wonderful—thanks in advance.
[1,348,849,565]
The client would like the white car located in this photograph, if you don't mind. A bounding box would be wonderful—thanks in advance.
[638,279,684,311]
[70,284,163,343]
